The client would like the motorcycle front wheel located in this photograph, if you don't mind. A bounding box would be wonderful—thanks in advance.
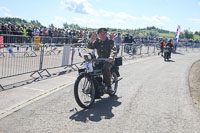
[74,74,95,109]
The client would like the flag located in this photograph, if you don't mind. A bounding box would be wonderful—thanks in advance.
[0,36,3,44]
[6,47,15,56]
[175,25,181,42]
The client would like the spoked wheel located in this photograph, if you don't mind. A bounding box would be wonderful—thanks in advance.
[164,53,167,61]
[131,47,137,55]
[109,72,118,96]
[74,74,95,109]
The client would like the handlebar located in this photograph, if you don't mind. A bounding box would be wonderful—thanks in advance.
[81,58,110,65]
[95,58,109,61]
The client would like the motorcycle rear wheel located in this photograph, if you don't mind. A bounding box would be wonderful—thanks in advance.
[108,72,118,96]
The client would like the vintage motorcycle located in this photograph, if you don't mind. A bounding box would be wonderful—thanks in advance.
[74,52,122,109]
[164,46,170,61]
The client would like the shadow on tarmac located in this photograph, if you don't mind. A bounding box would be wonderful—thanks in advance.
[164,59,175,62]
[173,51,184,55]
[69,95,122,123]
[0,69,73,91]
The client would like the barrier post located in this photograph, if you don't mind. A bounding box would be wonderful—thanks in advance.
[153,44,156,54]
[71,48,75,65]
[120,44,124,57]
[147,44,150,55]
[0,84,4,91]
[140,45,142,55]
[186,43,188,51]
[192,43,194,51]
[30,44,43,78]
[39,44,44,71]
[63,44,77,71]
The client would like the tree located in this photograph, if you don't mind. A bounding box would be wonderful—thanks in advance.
[0,17,44,27]
[181,30,194,39]
[30,20,42,27]
[49,24,55,28]
[194,31,200,36]
[63,22,69,29]
[68,24,80,30]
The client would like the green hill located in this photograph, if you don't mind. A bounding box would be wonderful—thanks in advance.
[159,33,175,38]
[0,17,43,27]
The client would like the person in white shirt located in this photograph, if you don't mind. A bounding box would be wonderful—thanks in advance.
[114,33,122,54]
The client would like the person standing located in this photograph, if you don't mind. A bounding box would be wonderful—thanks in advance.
[159,39,165,56]
[173,38,178,53]
[23,26,27,36]
[114,33,122,54]
[26,26,33,43]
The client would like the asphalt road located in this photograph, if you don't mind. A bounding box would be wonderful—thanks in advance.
[0,51,200,133]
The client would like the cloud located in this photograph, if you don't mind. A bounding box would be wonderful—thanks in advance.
[71,16,128,29]
[190,18,200,23]
[52,16,71,28]
[0,7,9,12]
[70,14,170,30]
[115,12,138,20]
[59,0,171,29]
[0,7,12,17]
[71,16,105,28]
[141,16,170,22]
[198,2,200,6]
[99,9,115,17]
[60,0,95,14]
[96,10,170,26]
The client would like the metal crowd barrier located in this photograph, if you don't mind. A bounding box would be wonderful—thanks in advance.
[0,41,199,90]
[175,42,200,52]
[0,34,32,43]
[0,44,43,79]
[120,42,159,59]
[0,42,89,90]
[0,34,80,44]
[39,36,70,44]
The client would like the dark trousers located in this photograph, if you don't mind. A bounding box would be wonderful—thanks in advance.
[116,45,120,53]
[102,62,113,87]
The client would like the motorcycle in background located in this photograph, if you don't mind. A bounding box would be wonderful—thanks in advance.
[164,46,170,61]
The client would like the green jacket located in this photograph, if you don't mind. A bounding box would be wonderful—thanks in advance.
[88,38,116,58]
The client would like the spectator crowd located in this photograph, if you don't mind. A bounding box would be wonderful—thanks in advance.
[0,22,199,45]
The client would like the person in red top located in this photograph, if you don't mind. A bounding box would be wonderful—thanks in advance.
[158,39,165,56]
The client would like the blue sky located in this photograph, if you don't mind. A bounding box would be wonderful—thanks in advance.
[0,0,200,32]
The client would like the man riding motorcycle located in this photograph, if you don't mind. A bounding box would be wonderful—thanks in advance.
[87,28,116,94]
[165,39,173,58]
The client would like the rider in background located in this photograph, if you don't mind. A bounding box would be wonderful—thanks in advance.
[165,39,173,58]
[87,28,116,93]
[123,34,136,53]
